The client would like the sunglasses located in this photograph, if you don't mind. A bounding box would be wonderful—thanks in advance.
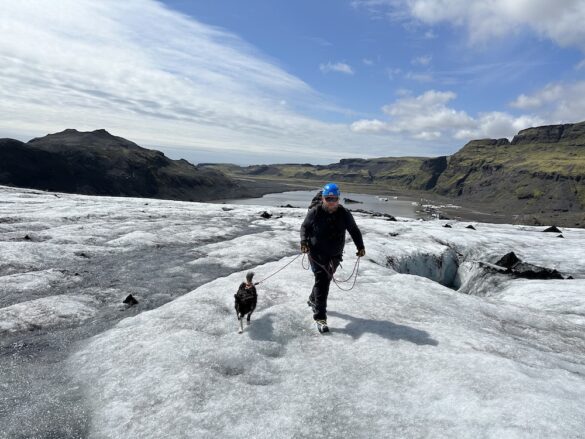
[324,196,339,202]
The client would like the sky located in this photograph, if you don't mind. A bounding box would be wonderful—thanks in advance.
[1,0,585,165]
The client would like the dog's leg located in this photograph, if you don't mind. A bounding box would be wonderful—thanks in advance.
[247,300,256,326]
[236,307,244,334]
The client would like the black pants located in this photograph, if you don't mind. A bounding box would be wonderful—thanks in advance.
[308,253,340,320]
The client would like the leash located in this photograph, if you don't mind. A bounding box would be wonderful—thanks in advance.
[303,253,361,291]
[251,252,362,292]
[253,253,302,286]
[331,257,361,291]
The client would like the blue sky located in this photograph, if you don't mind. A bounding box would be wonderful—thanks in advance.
[1,0,585,164]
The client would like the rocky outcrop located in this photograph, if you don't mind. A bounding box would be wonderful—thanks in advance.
[221,155,448,190]
[195,121,585,225]
[511,122,585,145]
[433,121,585,216]
[0,129,252,201]
[419,156,448,189]
[493,252,564,280]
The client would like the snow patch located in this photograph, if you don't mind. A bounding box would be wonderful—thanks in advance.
[0,295,98,334]
[69,259,585,438]
[107,231,159,247]
[0,269,67,293]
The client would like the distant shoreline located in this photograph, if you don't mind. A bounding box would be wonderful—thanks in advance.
[224,176,581,228]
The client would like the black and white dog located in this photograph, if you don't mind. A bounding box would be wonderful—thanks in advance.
[234,272,257,334]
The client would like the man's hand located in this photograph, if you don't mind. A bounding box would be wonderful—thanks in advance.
[356,248,366,257]
[301,242,310,254]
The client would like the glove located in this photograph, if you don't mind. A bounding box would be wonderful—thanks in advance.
[301,242,310,254]
[356,248,366,257]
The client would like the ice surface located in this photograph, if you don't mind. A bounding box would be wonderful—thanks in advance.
[1,185,585,438]
[0,294,98,334]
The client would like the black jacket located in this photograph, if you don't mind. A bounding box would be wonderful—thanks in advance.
[300,204,364,258]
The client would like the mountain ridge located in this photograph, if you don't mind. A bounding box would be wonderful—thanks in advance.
[0,129,293,201]
[2,122,585,226]
[203,121,585,226]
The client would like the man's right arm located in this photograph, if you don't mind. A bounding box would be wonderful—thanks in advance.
[300,208,315,251]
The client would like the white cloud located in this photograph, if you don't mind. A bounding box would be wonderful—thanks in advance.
[411,55,432,66]
[352,90,472,135]
[386,67,402,80]
[0,0,415,163]
[353,0,585,52]
[363,58,374,66]
[319,61,355,75]
[509,81,585,121]
[511,84,564,110]
[351,89,545,142]
[454,113,545,140]
[424,30,437,39]
[363,0,585,51]
[405,71,434,82]
[349,119,389,134]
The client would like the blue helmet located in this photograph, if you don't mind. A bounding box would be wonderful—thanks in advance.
[322,182,340,197]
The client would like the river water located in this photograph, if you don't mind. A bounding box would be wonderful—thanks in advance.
[217,189,428,219]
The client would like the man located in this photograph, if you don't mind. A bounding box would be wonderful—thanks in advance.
[300,182,365,333]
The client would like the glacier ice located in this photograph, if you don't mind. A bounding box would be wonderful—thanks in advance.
[1,185,585,438]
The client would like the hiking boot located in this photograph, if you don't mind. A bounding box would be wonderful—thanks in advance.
[315,319,329,333]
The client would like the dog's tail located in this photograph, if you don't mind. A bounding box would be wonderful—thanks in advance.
[246,271,254,283]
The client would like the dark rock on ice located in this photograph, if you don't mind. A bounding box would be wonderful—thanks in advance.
[493,251,563,280]
[512,263,563,280]
[495,252,521,270]
[351,209,397,221]
[123,294,139,306]
[543,226,562,233]
[466,225,476,230]
[260,211,272,219]
[443,224,452,228]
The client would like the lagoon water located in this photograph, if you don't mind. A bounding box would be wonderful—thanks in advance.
[218,189,426,219]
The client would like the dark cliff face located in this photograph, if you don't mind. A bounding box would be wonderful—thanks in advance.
[434,122,585,215]
[0,129,241,201]
[230,155,448,190]
[420,156,448,190]
[511,122,585,145]
[28,128,144,151]
[205,121,585,225]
